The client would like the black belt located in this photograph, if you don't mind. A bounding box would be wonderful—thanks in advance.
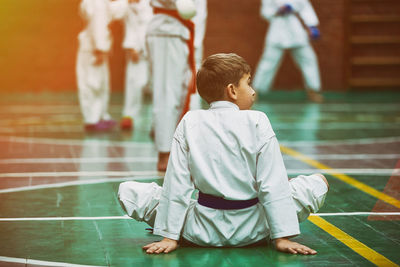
[198,192,259,210]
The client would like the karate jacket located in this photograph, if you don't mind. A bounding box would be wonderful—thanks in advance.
[153,101,300,246]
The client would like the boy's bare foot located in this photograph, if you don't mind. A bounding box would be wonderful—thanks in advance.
[306,89,324,103]
[274,237,317,255]
[143,237,178,254]
[149,128,155,141]
[157,152,170,172]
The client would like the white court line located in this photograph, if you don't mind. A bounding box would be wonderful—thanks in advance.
[281,136,400,146]
[310,212,400,217]
[284,168,400,175]
[0,216,131,221]
[273,122,400,130]
[0,157,157,164]
[0,176,163,194]
[0,169,398,179]
[283,154,400,160]
[0,169,398,194]
[0,256,106,267]
[0,170,160,178]
[1,154,398,164]
[0,135,154,148]
[2,135,400,147]
[1,212,399,221]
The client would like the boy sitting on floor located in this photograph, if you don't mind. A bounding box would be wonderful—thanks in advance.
[118,53,329,255]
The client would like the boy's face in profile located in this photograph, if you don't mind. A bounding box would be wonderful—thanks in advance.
[234,73,256,110]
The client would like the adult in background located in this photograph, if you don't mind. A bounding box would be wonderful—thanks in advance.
[146,0,197,171]
[189,0,208,111]
[253,0,323,103]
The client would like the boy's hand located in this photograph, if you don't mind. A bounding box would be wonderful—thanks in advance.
[308,26,321,40]
[273,237,317,255]
[143,237,178,254]
[93,50,108,66]
[276,4,293,16]
[126,48,140,63]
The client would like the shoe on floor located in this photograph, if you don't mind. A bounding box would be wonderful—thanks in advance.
[84,120,116,132]
[84,124,97,132]
[120,117,133,130]
[100,119,117,128]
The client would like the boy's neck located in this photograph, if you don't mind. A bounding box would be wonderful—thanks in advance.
[209,101,240,110]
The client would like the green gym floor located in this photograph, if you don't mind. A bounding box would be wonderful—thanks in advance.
[0,91,399,267]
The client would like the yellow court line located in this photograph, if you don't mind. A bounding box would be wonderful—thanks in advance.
[280,145,400,209]
[308,216,398,267]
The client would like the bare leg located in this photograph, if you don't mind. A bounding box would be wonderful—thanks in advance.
[157,152,170,172]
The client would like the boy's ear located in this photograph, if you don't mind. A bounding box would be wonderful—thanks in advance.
[226,83,237,100]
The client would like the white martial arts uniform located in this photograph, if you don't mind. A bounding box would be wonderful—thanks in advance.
[189,0,208,110]
[119,101,328,246]
[253,0,321,93]
[76,0,128,124]
[146,0,194,152]
[193,0,207,70]
[121,0,153,119]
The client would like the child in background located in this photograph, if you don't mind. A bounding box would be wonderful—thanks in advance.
[76,0,128,131]
[120,0,153,130]
[118,53,329,254]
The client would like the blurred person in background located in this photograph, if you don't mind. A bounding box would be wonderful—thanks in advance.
[120,0,153,131]
[76,0,128,131]
[189,0,208,111]
[253,0,323,103]
[146,0,198,171]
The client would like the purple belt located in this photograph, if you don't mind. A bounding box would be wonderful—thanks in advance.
[198,192,259,210]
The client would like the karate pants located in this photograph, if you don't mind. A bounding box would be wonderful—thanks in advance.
[146,35,190,152]
[118,174,328,237]
[253,43,321,93]
[122,55,150,119]
[76,50,112,124]
[189,45,205,111]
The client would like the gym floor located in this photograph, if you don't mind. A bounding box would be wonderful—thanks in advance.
[0,91,399,267]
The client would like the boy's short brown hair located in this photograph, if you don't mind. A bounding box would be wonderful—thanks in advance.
[196,53,251,104]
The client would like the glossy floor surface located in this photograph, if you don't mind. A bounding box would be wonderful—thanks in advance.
[0,91,399,267]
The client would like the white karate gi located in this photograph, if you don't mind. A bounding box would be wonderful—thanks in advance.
[122,0,153,119]
[76,0,128,124]
[146,0,195,152]
[193,0,207,70]
[253,0,321,93]
[119,101,328,246]
[189,0,208,110]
